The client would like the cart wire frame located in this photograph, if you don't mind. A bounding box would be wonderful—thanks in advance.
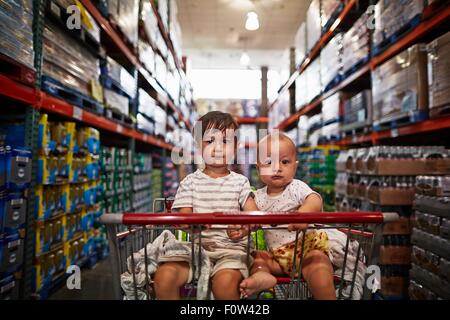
[101,211,398,300]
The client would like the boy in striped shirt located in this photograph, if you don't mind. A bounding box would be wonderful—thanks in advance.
[153,111,258,300]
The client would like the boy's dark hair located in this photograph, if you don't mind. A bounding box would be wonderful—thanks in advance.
[197,111,238,137]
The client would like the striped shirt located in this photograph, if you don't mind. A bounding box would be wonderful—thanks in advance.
[172,169,253,248]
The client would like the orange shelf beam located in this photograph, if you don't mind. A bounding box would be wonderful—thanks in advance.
[0,74,38,105]
[338,115,450,146]
[236,117,269,124]
[80,0,137,66]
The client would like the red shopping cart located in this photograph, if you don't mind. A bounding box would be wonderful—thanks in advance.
[100,210,398,300]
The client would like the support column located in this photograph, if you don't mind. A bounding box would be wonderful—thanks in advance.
[260,66,268,134]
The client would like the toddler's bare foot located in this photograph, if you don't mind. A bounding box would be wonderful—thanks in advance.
[240,272,277,298]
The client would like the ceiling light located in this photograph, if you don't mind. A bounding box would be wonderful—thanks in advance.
[240,52,250,66]
[245,11,259,31]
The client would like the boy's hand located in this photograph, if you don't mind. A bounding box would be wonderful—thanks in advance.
[288,223,309,232]
[227,225,249,240]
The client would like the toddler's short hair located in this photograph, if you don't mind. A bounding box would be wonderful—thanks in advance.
[196,111,239,139]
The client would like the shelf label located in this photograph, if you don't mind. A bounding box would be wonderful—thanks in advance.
[51,2,61,18]
[143,134,148,141]
[73,106,83,120]
[391,128,399,138]
[117,125,123,134]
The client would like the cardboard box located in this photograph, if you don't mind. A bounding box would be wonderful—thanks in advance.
[383,217,412,235]
[380,246,412,265]
[368,186,416,205]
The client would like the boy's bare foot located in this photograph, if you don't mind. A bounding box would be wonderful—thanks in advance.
[240,272,277,298]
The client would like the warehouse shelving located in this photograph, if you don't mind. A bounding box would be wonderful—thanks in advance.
[0,75,173,151]
[338,115,450,146]
[272,3,450,145]
[80,0,192,130]
[270,0,360,112]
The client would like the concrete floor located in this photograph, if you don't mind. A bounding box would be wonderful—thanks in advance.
[49,256,117,300]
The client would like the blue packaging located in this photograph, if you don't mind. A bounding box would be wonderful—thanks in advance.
[6,146,32,190]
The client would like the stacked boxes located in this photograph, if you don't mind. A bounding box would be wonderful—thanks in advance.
[106,0,139,47]
[373,0,424,50]
[133,153,152,213]
[100,57,136,117]
[320,33,343,90]
[294,23,307,66]
[321,0,343,30]
[297,146,340,211]
[342,12,371,75]
[341,90,372,132]
[306,0,321,52]
[335,146,450,299]
[305,58,322,103]
[427,31,450,115]
[0,0,34,68]
[372,44,428,125]
[33,114,101,296]
[99,146,132,215]
[0,127,32,299]
[137,89,157,135]
[409,175,450,299]
[42,20,101,101]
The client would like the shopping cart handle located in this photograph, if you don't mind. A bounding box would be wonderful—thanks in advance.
[99,211,399,225]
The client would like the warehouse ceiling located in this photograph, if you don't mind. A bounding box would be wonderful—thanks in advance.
[177,0,311,70]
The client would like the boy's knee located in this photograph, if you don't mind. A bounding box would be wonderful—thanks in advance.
[154,263,186,287]
[213,269,242,286]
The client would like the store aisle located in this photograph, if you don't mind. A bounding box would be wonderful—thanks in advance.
[50,257,115,300]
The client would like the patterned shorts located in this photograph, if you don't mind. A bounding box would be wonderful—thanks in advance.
[271,230,330,276]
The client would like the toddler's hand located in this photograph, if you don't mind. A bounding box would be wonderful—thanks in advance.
[227,225,249,240]
[288,223,309,232]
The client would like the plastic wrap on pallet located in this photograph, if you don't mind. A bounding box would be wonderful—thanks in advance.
[342,12,370,75]
[139,40,155,75]
[308,114,323,132]
[155,54,167,89]
[141,0,159,44]
[103,57,136,98]
[298,115,309,146]
[295,72,308,110]
[320,32,343,90]
[322,92,341,124]
[103,88,129,116]
[321,0,343,29]
[305,57,322,103]
[43,22,100,97]
[373,0,424,49]
[55,0,100,43]
[342,90,372,126]
[158,0,169,31]
[137,113,155,135]
[306,0,321,52]
[320,122,340,143]
[295,22,307,66]
[0,0,34,68]
[154,105,167,137]
[371,44,428,123]
[138,88,157,119]
[108,0,138,47]
[427,31,450,111]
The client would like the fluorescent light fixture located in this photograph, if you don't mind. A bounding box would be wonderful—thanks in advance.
[245,11,259,31]
[240,52,250,66]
